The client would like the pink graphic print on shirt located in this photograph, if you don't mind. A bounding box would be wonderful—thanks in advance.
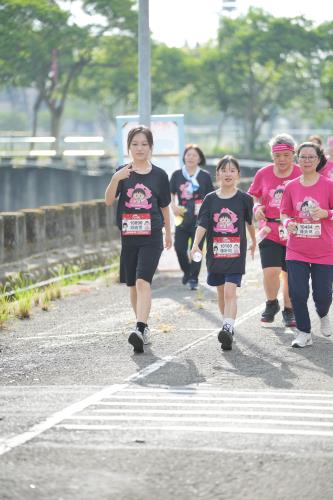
[213,208,238,234]
[125,183,152,209]
[296,197,319,219]
[179,182,193,200]
[268,184,285,208]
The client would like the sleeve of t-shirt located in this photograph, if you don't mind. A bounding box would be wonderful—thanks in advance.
[247,170,262,198]
[197,194,211,229]
[169,172,177,194]
[158,170,171,208]
[114,166,124,198]
[243,192,254,225]
[280,185,293,216]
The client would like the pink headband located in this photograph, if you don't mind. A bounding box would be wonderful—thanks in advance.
[272,144,294,153]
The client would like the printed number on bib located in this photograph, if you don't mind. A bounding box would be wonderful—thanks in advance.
[296,221,321,239]
[122,213,151,236]
[213,237,241,259]
[194,200,203,216]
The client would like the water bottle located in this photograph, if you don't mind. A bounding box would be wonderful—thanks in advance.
[192,251,202,262]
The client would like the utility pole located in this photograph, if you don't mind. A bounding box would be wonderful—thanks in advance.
[138,0,151,127]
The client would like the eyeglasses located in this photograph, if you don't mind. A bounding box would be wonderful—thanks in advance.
[298,155,318,161]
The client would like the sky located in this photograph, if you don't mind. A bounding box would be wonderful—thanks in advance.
[149,0,330,47]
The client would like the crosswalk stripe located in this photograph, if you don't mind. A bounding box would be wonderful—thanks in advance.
[56,423,333,438]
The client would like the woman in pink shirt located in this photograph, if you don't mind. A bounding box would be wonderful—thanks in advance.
[248,133,301,327]
[280,141,333,348]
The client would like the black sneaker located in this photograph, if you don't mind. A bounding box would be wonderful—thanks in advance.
[218,324,234,351]
[188,279,198,291]
[261,300,280,324]
[182,274,190,285]
[128,328,144,353]
[282,308,296,328]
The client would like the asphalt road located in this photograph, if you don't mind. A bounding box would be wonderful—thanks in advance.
[1,249,333,500]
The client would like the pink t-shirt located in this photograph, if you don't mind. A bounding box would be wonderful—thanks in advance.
[320,159,333,180]
[248,164,301,245]
[280,175,333,264]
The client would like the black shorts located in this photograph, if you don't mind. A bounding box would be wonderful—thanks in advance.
[120,241,163,286]
[259,238,287,272]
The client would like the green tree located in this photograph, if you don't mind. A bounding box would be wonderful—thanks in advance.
[197,9,320,155]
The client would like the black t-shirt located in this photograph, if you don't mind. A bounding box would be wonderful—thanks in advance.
[197,190,253,275]
[115,164,171,246]
[170,169,214,230]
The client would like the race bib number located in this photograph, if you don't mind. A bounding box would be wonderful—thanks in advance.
[122,213,151,236]
[194,200,203,216]
[296,221,321,239]
[213,237,241,259]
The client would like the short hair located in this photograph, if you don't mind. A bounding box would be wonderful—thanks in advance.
[297,141,327,172]
[127,125,153,151]
[216,155,240,173]
[182,144,206,166]
[269,133,296,151]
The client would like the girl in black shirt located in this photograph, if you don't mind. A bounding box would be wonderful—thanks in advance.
[191,155,256,351]
[105,126,172,354]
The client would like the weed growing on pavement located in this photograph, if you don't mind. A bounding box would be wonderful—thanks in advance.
[158,323,173,333]
[0,295,11,328]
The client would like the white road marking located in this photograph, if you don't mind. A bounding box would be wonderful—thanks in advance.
[56,423,333,438]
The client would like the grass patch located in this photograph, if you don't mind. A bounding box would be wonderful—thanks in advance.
[0,257,119,327]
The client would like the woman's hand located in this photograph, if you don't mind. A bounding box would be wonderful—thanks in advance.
[254,205,266,221]
[248,239,256,259]
[172,205,185,217]
[164,230,172,249]
[310,207,328,220]
[114,164,133,181]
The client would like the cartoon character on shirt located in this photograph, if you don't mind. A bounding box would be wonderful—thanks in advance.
[296,197,319,220]
[213,208,238,234]
[179,182,193,200]
[269,185,285,208]
[125,183,152,209]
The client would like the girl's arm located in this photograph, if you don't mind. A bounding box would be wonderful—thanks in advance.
[246,222,256,259]
[190,226,207,260]
[161,205,172,249]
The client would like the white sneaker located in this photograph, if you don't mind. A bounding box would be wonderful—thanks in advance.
[291,331,313,348]
[320,315,331,337]
[143,326,151,345]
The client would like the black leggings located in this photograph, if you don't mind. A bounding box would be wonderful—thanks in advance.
[174,227,204,281]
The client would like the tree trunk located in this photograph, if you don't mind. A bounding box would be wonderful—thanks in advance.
[50,107,62,154]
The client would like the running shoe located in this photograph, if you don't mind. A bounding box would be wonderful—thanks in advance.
[291,331,313,348]
[320,315,331,337]
[143,326,151,345]
[282,308,296,328]
[218,324,234,351]
[128,328,144,353]
[182,274,189,285]
[261,299,280,324]
[188,279,198,291]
